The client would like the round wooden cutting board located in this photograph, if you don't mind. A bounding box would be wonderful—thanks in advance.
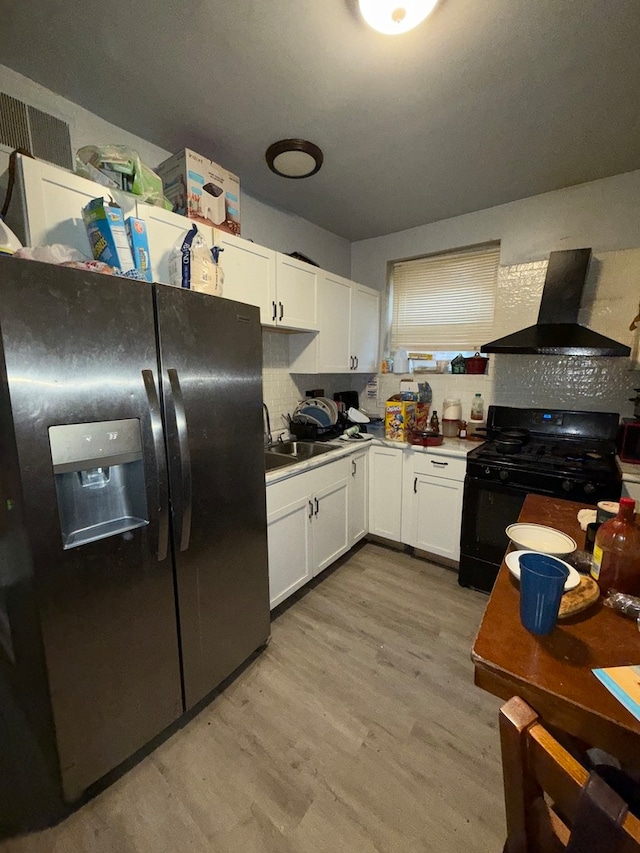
[558,575,600,619]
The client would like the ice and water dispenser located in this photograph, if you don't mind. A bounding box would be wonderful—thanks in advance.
[49,419,149,549]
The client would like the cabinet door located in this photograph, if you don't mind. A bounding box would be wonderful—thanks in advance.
[15,156,136,256]
[214,230,277,326]
[312,475,349,576]
[288,272,351,373]
[413,474,463,561]
[348,450,369,545]
[267,493,313,609]
[351,284,379,373]
[139,204,213,286]
[369,446,403,541]
[275,254,318,331]
[317,272,352,371]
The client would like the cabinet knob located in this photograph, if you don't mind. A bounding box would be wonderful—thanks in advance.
[272,301,277,322]
[314,497,319,516]
[279,302,284,321]
[308,500,314,519]
[414,476,418,493]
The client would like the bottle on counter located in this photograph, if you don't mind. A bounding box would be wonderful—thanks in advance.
[591,497,640,595]
[470,393,484,421]
[430,410,439,433]
[458,420,468,439]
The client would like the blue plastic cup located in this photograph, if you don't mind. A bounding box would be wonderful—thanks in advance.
[518,553,569,636]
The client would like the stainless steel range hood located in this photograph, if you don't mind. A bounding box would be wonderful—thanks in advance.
[481,248,631,357]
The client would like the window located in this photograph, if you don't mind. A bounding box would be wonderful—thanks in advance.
[390,243,499,352]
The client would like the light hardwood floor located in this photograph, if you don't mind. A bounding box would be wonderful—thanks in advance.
[2,543,505,852]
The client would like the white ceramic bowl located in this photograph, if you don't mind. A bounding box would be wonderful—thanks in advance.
[505,550,580,592]
[505,523,577,556]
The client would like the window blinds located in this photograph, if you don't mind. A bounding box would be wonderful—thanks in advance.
[391,243,499,351]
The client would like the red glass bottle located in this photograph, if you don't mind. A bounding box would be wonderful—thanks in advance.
[591,497,640,595]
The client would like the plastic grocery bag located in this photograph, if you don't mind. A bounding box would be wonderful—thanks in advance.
[76,145,171,209]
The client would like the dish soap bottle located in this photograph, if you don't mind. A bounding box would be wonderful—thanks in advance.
[591,497,640,595]
[470,393,484,422]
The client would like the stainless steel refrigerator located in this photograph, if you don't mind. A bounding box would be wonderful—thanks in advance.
[0,256,270,834]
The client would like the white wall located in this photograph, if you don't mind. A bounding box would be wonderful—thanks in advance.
[351,171,640,287]
[351,174,640,420]
[0,65,351,278]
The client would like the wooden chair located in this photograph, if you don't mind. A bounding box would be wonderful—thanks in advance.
[499,696,640,853]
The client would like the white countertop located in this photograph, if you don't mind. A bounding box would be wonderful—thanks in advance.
[617,456,640,483]
[265,431,476,486]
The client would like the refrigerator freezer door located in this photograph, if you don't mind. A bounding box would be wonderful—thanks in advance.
[0,258,183,801]
[154,285,270,709]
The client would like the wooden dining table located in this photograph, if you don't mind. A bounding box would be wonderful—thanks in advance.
[472,492,640,770]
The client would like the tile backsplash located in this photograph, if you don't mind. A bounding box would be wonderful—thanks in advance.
[261,330,358,437]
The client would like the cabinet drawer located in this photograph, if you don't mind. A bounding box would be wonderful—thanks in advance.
[412,452,466,482]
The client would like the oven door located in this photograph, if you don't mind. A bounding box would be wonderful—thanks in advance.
[458,474,557,592]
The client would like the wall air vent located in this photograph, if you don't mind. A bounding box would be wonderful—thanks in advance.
[0,93,72,170]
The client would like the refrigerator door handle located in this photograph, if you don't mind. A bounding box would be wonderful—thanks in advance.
[167,368,193,552]
[142,369,170,562]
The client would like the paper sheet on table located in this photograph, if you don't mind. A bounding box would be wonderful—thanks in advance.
[593,665,640,723]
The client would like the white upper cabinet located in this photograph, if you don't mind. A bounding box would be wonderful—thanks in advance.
[274,253,318,331]
[351,283,380,373]
[211,234,317,331]
[289,273,379,373]
[9,156,377,349]
[10,156,136,257]
[309,270,353,372]
[213,230,276,325]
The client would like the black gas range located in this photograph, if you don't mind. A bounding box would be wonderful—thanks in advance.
[458,406,622,593]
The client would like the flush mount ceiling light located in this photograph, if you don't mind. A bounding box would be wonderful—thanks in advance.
[265,139,324,179]
[359,0,438,35]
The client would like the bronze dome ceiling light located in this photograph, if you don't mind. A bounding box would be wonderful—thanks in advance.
[265,139,324,179]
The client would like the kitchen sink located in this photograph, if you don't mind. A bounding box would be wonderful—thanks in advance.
[266,440,341,460]
[264,441,343,472]
[264,452,297,471]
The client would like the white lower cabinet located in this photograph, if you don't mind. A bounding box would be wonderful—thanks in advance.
[368,444,404,541]
[266,458,349,609]
[401,449,466,561]
[348,449,369,545]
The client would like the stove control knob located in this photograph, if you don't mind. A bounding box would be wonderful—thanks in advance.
[484,467,492,475]
[498,469,509,482]
[562,479,575,492]
[583,482,596,495]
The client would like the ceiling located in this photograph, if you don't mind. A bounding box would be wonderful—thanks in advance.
[2,0,640,241]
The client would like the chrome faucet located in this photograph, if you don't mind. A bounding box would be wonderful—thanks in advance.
[262,402,272,446]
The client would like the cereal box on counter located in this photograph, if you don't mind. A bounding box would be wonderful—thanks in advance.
[385,399,416,442]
